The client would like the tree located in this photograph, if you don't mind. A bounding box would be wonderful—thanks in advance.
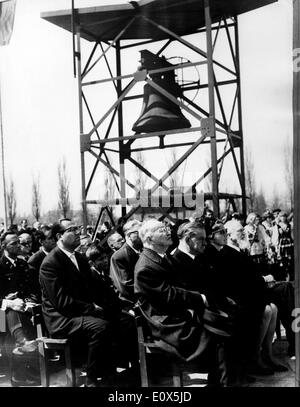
[254,187,267,214]
[133,150,147,192]
[168,148,180,189]
[102,166,116,223]
[58,157,71,218]
[283,135,293,210]
[271,186,283,211]
[6,178,16,225]
[32,176,41,221]
[245,148,256,212]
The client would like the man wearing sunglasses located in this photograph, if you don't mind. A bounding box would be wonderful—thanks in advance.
[18,233,33,261]
[39,220,131,387]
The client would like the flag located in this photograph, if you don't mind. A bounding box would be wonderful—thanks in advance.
[0,0,16,46]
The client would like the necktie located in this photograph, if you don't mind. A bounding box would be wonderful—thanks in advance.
[69,253,79,270]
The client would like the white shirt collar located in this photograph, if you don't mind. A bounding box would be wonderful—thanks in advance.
[4,251,17,265]
[41,247,50,256]
[227,242,240,252]
[126,241,141,254]
[178,247,195,260]
[57,241,76,259]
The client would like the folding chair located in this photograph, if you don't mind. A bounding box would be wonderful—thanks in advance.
[134,305,183,387]
[31,305,76,387]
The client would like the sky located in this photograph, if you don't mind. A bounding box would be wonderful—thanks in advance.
[0,0,293,220]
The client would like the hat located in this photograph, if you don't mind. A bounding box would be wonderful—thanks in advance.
[203,308,234,338]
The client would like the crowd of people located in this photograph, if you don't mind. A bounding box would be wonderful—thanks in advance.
[0,206,295,387]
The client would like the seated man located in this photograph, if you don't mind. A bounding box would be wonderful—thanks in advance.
[0,232,39,352]
[0,232,40,386]
[205,222,288,378]
[86,243,138,370]
[171,221,210,291]
[107,232,125,253]
[110,220,143,311]
[28,226,57,303]
[86,243,114,287]
[18,233,33,261]
[39,220,137,387]
[134,219,228,386]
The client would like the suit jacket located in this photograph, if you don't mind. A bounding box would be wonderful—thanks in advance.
[0,255,38,302]
[204,244,268,313]
[39,246,121,338]
[110,242,140,308]
[28,249,46,271]
[28,249,47,302]
[134,248,211,361]
[171,249,213,292]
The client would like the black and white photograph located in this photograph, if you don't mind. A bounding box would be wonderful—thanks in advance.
[0,0,299,394]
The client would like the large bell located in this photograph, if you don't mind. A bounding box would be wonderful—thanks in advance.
[132,79,191,134]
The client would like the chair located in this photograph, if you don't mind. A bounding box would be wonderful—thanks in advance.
[31,305,76,387]
[134,305,183,387]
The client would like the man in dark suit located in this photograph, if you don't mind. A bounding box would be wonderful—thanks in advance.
[0,232,40,386]
[205,222,288,378]
[110,219,142,311]
[134,219,217,376]
[0,232,39,348]
[27,226,56,302]
[39,220,137,387]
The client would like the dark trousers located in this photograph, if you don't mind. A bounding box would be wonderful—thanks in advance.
[268,281,295,351]
[111,311,139,368]
[6,310,36,343]
[69,316,113,382]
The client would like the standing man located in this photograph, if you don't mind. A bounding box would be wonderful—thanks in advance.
[39,220,135,387]
[110,220,143,310]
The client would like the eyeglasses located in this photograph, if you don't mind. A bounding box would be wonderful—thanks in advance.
[156,226,171,233]
[212,229,227,236]
[64,226,80,234]
[129,231,139,236]
[7,241,19,247]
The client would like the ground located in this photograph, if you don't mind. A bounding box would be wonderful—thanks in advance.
[0,334,296,388]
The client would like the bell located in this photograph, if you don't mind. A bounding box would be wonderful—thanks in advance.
[132,79,191,134]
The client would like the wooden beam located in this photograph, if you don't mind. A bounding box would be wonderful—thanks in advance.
[293,0,300,388]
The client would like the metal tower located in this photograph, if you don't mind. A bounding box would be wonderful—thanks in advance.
[41,0,277,231]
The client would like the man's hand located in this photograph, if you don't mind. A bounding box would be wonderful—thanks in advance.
[263,274,275,283]
[5,292,18,300]
[6,298,25,312]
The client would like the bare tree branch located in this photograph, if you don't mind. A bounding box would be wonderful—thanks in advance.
[283,135,293,210]
[32,175,41,221]
[6,178,16,226]
[134,150,147,192]
[245,148,256,212]
[58,157,71,218]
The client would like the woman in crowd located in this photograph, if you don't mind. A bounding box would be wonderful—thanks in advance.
[271,211,294,281]
[243,212,271,268]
